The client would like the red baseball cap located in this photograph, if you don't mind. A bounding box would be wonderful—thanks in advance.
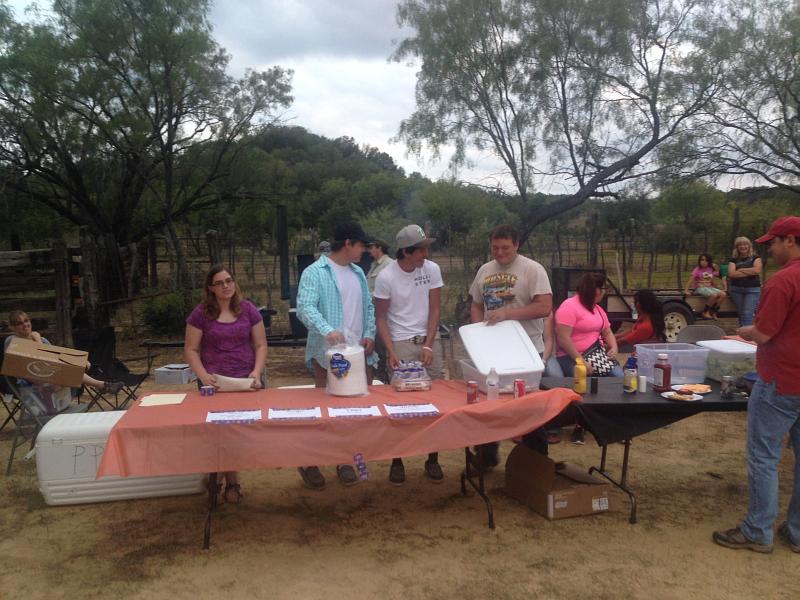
[755,216,800,244]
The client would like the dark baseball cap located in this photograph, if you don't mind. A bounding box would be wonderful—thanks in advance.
[333,221,370,244]
[755,216,800,244]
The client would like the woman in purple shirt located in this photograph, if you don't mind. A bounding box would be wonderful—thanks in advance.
[184,265,268,503]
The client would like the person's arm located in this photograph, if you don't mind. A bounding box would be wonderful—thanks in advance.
[683,274,694,296]
[485,293,553,325]
[374,297,398,370]
[248,319,268,389]
[738,325,772,345]
[730,257,762,278]
[470,301,484,324]
[542,314,555,362]
[30,331,42,343]
[556,323,595,374]
[296,268,342,344]
[184,323,216,388]
[421,287,441,366]
[601,326,619,360]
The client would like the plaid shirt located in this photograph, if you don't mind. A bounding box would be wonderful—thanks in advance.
[296,255,377,369]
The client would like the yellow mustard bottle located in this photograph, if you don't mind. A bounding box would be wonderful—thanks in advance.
[573,357,588,394]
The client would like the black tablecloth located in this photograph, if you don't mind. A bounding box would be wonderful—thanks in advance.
[540,377,748,445]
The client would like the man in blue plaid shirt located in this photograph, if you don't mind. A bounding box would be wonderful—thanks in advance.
[295,221,378,489]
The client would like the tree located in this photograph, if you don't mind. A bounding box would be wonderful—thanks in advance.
[394,0,721,242]
[0,0,292,315]
[665,0,800,194]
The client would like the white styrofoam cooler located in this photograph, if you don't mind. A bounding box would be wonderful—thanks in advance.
[458,320,544,393]
[154,363,197,385]
[36,411,205,506]
[696,339,757,382]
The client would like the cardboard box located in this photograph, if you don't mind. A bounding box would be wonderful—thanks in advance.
[1,337,88,387]
[154,363,197,385]
[505,444,610,520]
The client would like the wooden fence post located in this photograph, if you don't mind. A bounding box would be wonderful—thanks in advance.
[53,241,72,346]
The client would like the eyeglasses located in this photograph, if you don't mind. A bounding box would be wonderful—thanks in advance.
[211,277,234,288]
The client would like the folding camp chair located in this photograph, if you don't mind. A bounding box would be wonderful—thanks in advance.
[4,376,88,476]
[72,327,148,410]
[676,324,726,343]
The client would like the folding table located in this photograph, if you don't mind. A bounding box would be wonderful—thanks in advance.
[539,376,749,523]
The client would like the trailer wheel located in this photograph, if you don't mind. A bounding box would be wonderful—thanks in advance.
[663,302,694,342]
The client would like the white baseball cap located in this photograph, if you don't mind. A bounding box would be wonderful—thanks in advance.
[396,224,436,249]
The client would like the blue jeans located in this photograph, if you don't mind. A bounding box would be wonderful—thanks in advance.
[740,378,800,545]
[729,286,761,326]
[557,355,624,378]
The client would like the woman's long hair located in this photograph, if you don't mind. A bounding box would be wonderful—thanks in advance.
[202,264,241,320]
[576,272,606,311]
[697,253,713,267]
[732,236,754,259]
[634,290,665,342]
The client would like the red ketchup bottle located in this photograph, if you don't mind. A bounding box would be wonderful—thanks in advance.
[653,353,672,392]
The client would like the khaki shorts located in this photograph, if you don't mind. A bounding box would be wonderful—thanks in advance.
[391,338,443,380]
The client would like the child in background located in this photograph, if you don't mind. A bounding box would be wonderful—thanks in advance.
[683,254,727,319]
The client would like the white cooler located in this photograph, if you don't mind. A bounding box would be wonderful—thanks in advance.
[458,320,544,393]
[35,411,205,506]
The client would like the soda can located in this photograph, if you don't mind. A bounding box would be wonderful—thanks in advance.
[721,376,734,399]
[513,379,526,399]
[467,380,479,404]
[200,385,215,396]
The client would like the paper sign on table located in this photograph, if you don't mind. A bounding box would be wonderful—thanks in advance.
[206,409,262,423]
[139,393,186,406]
[268,407,322,420]
[327,405,382,418]
[383,403,439,418]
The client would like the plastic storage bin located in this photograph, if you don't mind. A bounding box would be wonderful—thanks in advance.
[458,320,544,394]
[696,339,757,382]
[634,343,710,385]
[36,411,206,506]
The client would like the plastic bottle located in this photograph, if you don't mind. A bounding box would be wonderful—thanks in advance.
[573,357,588,394]
[623,356,638,394]
[486,367,500,400]
[653,353,672,392]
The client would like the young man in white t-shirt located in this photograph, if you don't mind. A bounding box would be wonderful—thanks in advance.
[373,224,444,485]
[296,221,377,490]
[469,224,554,465]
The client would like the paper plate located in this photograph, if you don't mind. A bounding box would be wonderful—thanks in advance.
[662,391,702,401]
[671,384,711,395]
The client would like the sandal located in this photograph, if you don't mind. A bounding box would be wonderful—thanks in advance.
[224,483,243,504]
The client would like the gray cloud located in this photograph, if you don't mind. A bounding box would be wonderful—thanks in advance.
[210,0,409,65]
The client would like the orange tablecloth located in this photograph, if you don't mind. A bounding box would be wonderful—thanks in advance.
[97,381,577,478]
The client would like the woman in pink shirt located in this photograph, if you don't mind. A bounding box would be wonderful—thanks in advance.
[555,273,622,377]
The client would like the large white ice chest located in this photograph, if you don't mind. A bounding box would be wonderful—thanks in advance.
[458,320,544,393]
[35,411,205,506]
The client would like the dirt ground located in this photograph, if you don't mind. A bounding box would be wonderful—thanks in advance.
[1,335,799,600]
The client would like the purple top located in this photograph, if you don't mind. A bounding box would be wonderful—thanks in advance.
[186,300,262,378]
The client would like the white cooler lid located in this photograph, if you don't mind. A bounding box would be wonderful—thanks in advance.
[36,411,126,445]
[696,339,757,355]
[458,320,543,375]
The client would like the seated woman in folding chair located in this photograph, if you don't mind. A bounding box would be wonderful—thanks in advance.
[184,265,268,505]
[4,310,123,395]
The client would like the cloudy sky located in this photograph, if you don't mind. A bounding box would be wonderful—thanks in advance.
[7,0,511,189]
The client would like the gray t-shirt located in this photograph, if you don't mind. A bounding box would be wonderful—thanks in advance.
[469,254,552,352]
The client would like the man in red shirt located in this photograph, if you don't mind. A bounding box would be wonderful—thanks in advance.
[713,216,800,554]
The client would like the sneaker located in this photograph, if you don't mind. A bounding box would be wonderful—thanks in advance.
[103,381,123,394]
[389,459,405,486]
[778,522,800,553]
[424,459,444,482]
[571,426,585,445]
[336,464,358,486]
[547,433,561,445]
[712,527,773,553]
[298,466,326,490]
